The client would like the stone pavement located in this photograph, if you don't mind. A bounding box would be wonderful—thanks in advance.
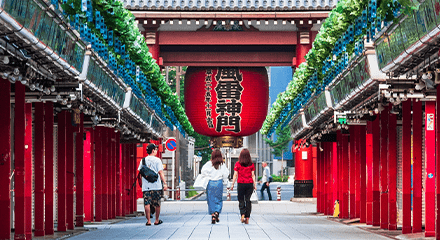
[68,201,391,240]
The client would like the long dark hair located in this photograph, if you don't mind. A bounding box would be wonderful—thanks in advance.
[211,149,224,170]
[239,148,252,167]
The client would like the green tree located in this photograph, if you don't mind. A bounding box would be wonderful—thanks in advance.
[264,125,291,157]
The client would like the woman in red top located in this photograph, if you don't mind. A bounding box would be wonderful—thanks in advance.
[230,148,256,224]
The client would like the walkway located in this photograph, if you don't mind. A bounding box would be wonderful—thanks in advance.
[68,201,390,240]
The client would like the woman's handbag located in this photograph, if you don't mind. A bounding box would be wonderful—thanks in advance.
[193,174,209,189]
[250,190,258,203]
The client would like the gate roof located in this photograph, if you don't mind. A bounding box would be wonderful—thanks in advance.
[121,0,335,11]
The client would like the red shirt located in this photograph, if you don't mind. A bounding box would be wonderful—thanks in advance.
[234,162,255,183]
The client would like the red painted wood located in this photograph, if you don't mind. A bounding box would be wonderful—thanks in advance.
[359,125,367,223]
[76,113,84,227]
[332,141,338,215]
[326,142,332,215]
[316,143,321,213]
[90,129,95,221]
[44,102,54,235]
[14,83,26,240]
[116,135,121,217]
[355,126,361,218]
[401,100,412,234]
[388,104,397,230]
[337,131,342,218]
[159,31,297,45]
[101,129,108,220]
[436,85,440,239]
[34,103,45,236]
[84,129,92,222]
[121,144,126,216]
[112,130,116,219]
[132,143,137,213]
[372,116,380,227]
[0,80,11,240]
[24,104,32,239]
[57,111,67,231]
[147,31,160,61]
[366,121,373,225]
[313,146,317,197]
[95,127,102,222]
[412,100,422,233]
[425,101,435,237]
[125,144,129,215]
[341,134,349,219]
[380,106,389,229]
[66,111,74,230]
[108,129,113,219]
[349,126,356,219]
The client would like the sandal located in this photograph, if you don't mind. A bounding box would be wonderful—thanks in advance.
[214,212,220,223]
[245,218,249,224]
[154,220,163,225]
[146,222,151,226]
[211,214,216,224]
[240,215,245,223]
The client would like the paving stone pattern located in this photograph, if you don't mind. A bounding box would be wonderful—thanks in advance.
[69,201,390,240]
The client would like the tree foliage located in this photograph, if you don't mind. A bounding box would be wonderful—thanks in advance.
[264,125,291,157]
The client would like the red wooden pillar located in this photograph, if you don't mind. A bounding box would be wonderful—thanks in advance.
[412,100,422,233]
[132,143,137,213]
[112,131,117,219]
[341,134,349,219]
[76,113,85,227]
[313,146,317,197]
[110,129,115,219]
[359,125,367,223]
[380,106,389,229]
[95,127,102,222]
[57,111,67,231]
[121,144,126,216]
[0,80,11,240]
[116,134,121,217]
[44,102,54,235]
[14,83,26,239]
[323,142,328,215]
[388,104,397,230]
[337,131,342,218]
[436,85,440,239]
[349,126,356,219]
[425,101,435,237]
[401,100,412,234]
[102,128,108,220]
[107,129,112,219]
[66,111,74,230]
[332,140,338,212]
[366,121,373,225]
[84,129,93,222]
[34,102,45,236]
[125,144,130,215]
[25,103,33,239]
[128,144,132,214]
[327,142,333,215]
[316,143,321,213]
[355,125,361,218]
[372,116,380,227]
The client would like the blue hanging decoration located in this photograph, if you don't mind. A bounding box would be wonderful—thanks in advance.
[101,25,108,39]
[95,11,102,30]
[370,0,377,20]
[370,23,376,39]
[86,0,93,23]
[81,0,87,11]
[376,17,382,33]
[362,10,368,29]
[108,30,113,47]
[347,25,354,43]
[114,37,120,54]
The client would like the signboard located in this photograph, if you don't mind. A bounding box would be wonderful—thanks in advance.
[87,58,125,107]
[302,151,308,160]
[427,113,434,131]
[165,138,177,152]
[330,57,370,106]
[290,116,304,136]
[304,92,327,123]
[129,94,152,124]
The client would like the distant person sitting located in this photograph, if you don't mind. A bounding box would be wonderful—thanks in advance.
[259,162,272,200]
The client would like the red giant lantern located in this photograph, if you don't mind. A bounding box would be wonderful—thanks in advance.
[184,67,269,148]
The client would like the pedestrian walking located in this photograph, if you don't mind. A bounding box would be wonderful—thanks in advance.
[199,149,229,224]
[230,148,256,224]
[259,162,272,200]
[138,143,168,226]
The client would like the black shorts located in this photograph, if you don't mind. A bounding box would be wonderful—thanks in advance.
[143,190,162,207]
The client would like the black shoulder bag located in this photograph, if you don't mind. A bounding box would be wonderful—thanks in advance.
[139,157,159,183]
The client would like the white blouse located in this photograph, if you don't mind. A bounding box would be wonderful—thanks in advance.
[200,161,229,182]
